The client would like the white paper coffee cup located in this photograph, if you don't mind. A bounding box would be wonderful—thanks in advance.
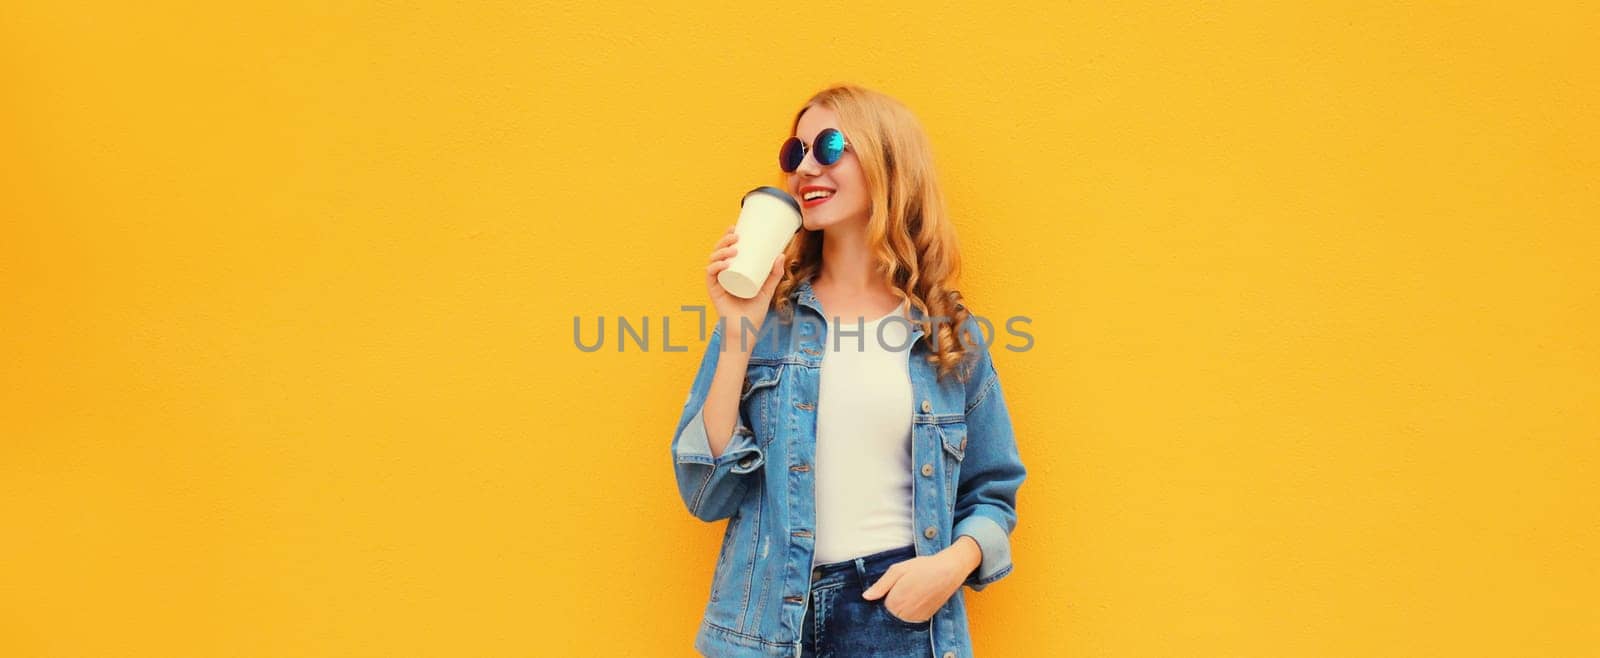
[718,186,802,299]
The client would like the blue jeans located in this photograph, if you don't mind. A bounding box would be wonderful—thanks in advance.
[801,544,932,657]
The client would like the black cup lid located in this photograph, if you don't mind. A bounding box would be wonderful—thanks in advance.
[742,185,802,217]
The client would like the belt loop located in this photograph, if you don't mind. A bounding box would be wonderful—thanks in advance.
[852,556,868,587]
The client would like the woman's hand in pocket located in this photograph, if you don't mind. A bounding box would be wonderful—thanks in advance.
[859,551,970,624]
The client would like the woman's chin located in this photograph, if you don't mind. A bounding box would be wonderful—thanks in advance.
[802,211,850,232]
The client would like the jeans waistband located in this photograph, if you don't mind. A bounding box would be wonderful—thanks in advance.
[809,544,918,590]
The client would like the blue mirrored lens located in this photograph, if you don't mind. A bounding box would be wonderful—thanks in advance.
[815,129,846,165]
[779,137,804,172]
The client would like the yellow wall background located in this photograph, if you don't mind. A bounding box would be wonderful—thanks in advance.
[3,2,1596,656]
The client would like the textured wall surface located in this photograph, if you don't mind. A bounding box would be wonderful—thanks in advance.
[3,2,1597,656]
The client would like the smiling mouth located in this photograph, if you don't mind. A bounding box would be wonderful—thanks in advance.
[802,191,834,208]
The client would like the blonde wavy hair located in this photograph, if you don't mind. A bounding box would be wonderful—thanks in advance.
[771,84,979,384]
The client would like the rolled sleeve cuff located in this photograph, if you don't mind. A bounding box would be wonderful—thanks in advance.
[673,405,764,474]
[954,513,1013,591]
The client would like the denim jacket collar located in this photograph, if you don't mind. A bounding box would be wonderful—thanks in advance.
[791,276,928,346]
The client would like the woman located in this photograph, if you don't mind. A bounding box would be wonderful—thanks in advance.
[670,84,1027,658]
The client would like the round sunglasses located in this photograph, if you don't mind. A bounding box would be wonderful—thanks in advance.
[779,128,852,173]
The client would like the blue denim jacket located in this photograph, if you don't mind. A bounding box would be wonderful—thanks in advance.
[670,278,1027,658]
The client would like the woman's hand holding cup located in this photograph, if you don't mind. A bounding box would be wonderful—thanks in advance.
[705,224,786,346]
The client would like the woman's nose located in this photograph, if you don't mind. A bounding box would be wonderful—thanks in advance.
[795,151,823,176]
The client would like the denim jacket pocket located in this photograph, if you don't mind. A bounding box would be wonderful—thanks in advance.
[937,422,967,503]
[740,364,783,445]
[938,422,967,462]
[740,364,783,400]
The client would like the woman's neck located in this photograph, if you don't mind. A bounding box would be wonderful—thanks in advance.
[814,221,900,319]
[817,221,879,294]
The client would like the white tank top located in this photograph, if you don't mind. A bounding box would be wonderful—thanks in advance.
[812,299,916,565]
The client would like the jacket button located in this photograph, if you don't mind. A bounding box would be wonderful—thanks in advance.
[923,526,937,539]
[737,455,755,469]
[921,399,932,413]
[943,652,957,658]
[920,463,934,477]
